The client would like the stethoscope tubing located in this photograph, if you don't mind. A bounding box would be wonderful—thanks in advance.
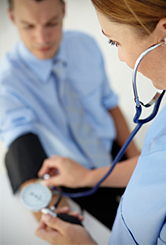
[59,122,142,198]
[53,40,166,199]
[55,90,165,199]
[133,41,165,108]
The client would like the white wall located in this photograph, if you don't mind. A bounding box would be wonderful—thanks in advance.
[1,0,166,174]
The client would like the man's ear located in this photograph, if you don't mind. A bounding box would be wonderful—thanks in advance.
[8,8,15,24]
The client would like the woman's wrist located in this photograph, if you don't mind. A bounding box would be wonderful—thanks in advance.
[75,168,93,188]
[82,167,109,188]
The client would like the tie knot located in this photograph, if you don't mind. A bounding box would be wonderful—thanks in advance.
[53,60,64,76]
[52,60,67,81]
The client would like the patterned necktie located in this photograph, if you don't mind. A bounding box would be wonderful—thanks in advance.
[53,60,111,168]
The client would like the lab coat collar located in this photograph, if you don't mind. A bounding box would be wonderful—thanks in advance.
[18,33,67,83]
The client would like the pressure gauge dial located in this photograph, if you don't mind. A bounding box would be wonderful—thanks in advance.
[20,183,52,212]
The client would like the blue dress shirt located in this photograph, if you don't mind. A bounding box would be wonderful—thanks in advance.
[0,31,118,169]
[109,105,166,244]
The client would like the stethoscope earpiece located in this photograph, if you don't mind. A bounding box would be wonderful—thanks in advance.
[164,37,166,44]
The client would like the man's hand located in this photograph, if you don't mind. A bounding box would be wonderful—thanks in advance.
[35,211,97,245]
[38,156,91,188]
[21,178,69,221]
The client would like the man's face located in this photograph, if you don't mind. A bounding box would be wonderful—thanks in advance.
[8,0,65,59]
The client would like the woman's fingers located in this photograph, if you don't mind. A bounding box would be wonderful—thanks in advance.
[38,156,62,177]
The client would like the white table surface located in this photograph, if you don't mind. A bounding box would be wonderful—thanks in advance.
[0,173,111,245]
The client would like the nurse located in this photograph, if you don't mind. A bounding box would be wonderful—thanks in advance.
[36,0,166,244]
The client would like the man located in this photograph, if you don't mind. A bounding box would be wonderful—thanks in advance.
[0,0,139,229]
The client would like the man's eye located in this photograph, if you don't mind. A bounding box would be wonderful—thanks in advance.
[108,39,118,47]
[47,22,59,27]
[24,25,34,30]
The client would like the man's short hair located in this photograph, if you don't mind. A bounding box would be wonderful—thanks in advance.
[8,0,64,10]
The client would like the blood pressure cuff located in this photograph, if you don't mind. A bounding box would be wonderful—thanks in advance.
[5,133,47,194]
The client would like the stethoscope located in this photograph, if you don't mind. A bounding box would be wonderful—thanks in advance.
[21,38,166,219]
[57,37,166,199]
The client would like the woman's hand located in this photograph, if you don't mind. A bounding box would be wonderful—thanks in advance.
[35,207,97,245]
[38,155,91,188]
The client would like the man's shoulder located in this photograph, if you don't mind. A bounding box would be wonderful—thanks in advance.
[64,31,99,48]
[64,30,95,42]
[0,42,25,88]
[63,30,101,57]
[0,42,20,76]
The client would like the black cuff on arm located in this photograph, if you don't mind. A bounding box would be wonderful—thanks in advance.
[5,133,47,194]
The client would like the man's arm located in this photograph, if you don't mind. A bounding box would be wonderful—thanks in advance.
[109,106,140,158]
[5,133,47,193]
[5,133,68,221]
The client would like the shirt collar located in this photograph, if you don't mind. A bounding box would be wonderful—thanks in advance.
[18,33,67,83]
